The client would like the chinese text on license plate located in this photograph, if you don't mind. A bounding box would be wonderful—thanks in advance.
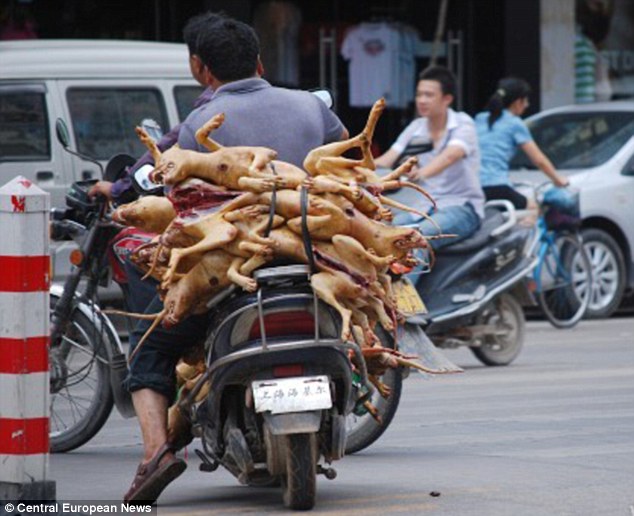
[252,375,332,414]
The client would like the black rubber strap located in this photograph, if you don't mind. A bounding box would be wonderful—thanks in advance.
[264,163,277,237]
[300,185,316,272]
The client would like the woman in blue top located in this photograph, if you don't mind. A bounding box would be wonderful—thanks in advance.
[475,77,568,209]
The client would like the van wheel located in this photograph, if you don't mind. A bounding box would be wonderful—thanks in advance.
[582,229,626,318]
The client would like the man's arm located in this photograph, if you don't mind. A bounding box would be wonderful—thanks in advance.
[375,119,420,169]
[374,149,400,168]
[406,145,465,181]
[89,123,183,200]
[319,97,348,144]
[520,141,568,187]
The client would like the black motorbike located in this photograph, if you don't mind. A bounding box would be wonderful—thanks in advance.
[49,184,361,509]
[48,120,142,452]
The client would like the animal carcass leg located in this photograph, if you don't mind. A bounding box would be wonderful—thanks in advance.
[310,272,353,341]
[194,113,225,152]
[164,222,237,285]
[227,257,257,292]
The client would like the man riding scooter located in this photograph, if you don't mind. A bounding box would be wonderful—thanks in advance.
[116,13,349,504]
[375,65,484,249]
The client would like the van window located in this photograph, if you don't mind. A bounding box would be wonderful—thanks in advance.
[174,86,205,121]
[0,90,50,161]
[67,88,169,160]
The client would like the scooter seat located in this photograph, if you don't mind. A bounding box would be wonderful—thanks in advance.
[437,211,507,255]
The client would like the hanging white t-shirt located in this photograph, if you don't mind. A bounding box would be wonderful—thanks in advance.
[341,22,402,107]
[342,22,425,108]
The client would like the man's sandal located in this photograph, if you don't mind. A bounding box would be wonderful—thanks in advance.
[124,443,187,504]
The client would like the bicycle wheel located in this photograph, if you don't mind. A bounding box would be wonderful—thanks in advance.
[537,232,592,329]
[49,296,114,452]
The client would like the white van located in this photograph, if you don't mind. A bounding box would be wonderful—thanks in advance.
[0,39,202,208]
[0,40,202,288]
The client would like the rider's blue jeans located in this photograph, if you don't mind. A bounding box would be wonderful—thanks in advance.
[392,202,481,250]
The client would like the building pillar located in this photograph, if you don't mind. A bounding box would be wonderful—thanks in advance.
[540,0,576,109]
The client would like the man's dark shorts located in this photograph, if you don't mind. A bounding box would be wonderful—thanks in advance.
[122,260,209,401]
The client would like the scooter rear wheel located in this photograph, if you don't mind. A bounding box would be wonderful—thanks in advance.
[281,433,317,510]
[471,293,525,366]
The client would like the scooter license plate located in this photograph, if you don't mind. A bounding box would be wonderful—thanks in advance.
[393,278,427,315]
[252,375,332,414]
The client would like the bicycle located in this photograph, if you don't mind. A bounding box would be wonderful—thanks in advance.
[523,182,593,329]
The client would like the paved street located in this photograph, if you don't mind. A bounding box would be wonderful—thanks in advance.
[50,318,634,515]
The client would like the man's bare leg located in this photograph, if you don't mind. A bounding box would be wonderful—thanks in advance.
[132,388,170,462]
[124,388,187,503]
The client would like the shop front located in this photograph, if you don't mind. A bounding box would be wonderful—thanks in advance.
[7,1,630,151]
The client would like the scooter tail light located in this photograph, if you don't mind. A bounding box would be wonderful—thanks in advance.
[248,310,315,340]
[273,364,305,378]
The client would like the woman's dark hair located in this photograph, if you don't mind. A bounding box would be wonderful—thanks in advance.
[485,77,531,129]
[196,13,260,82]
[418,65,456,97]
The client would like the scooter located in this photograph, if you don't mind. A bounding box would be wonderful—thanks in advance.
[344,201,538,454]
[177,264,359,509]
[401,200,538,367]
[49,167,360,508]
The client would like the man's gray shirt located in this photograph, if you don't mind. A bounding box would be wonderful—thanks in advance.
[178,78,345,168]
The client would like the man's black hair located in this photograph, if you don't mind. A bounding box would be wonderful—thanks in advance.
[196,13,260,82]
[418,66,457,97]
[183,12,214,56]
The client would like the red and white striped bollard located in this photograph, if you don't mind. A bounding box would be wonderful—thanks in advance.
[0,176,55,502]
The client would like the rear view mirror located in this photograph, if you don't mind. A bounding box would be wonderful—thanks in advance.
[55,117,103,178]
[132,164,163,196]
[55,118,71,148]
